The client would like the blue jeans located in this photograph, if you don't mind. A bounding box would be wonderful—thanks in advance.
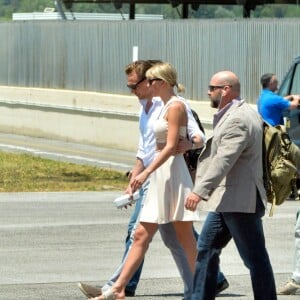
[192,226,226,286]
[159,223,226,300]
[192,197,277,300]
[159,223,194,299]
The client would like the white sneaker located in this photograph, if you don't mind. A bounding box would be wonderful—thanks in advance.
[277,279,300,295]
[77,282,102,298]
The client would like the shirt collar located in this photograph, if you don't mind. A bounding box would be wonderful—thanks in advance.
[213,98,241,128]
[139,97,162,109]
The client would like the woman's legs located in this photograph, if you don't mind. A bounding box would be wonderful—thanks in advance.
[173,221,197,273]
[99,222,158,299]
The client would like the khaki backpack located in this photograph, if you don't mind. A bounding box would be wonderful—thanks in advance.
[263,122,300,216]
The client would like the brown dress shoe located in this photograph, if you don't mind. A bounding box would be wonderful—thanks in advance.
[77,282,102,298]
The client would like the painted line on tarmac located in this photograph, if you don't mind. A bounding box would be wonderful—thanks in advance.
[0,221,130,229]
[0,143,131,171]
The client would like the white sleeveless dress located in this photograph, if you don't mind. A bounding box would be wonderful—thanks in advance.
[139,99,200,224]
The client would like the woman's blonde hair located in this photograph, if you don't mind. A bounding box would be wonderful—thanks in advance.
[146,62,185,93]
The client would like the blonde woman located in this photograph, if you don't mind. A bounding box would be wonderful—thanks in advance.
[92,62,200,300]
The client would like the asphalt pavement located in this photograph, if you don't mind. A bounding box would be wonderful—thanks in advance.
[0,132,135,173]
[0,132,300,299]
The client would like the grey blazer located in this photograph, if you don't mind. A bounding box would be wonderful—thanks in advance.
[193,100,267,213]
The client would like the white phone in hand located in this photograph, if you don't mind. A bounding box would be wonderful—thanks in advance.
[113,191,140,209]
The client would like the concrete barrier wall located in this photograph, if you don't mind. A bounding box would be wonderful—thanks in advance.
[0,86,218,151]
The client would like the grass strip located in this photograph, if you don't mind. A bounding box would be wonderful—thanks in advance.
[0,151,128,192]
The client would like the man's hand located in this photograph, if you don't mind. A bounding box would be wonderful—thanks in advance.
[176,138,193,154]
[185,192,201,211]
[123,185,134,209]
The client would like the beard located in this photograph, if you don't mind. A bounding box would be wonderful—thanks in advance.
[210,98,220,108]
[210,93,223,108]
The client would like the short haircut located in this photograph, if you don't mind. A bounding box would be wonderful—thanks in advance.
[260,73,275,89]
[125,60,162,79]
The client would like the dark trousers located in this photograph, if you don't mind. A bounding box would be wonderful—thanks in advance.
[192,197,277,300]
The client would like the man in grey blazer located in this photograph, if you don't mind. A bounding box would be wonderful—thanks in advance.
[185,71,277,300]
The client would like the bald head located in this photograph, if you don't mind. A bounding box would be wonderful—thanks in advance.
[212,71,240,93]
[208,71,241,109]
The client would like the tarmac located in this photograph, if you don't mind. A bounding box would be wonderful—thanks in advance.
[0,132,300,299]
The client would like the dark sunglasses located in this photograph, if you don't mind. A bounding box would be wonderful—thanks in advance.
[208,85,225,92]
[127,77,145,90]
[147,78,163,85]
[208,85,232,92]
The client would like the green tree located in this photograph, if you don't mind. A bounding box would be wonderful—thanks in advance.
[189,5,242,19]
[286,5,300,17]
[18,0,53,12]
[0,0,15,20]
[0,1,300,20]
[253,4,300,18]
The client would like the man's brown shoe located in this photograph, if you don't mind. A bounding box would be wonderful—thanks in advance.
[77,282,102,298]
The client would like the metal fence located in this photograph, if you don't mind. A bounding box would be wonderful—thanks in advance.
[0,18,300,103]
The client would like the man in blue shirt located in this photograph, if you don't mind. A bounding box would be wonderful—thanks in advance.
[257,73,300,126]
[258,73,300,296]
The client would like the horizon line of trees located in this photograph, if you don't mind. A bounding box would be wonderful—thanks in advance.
[0,1,300,20]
